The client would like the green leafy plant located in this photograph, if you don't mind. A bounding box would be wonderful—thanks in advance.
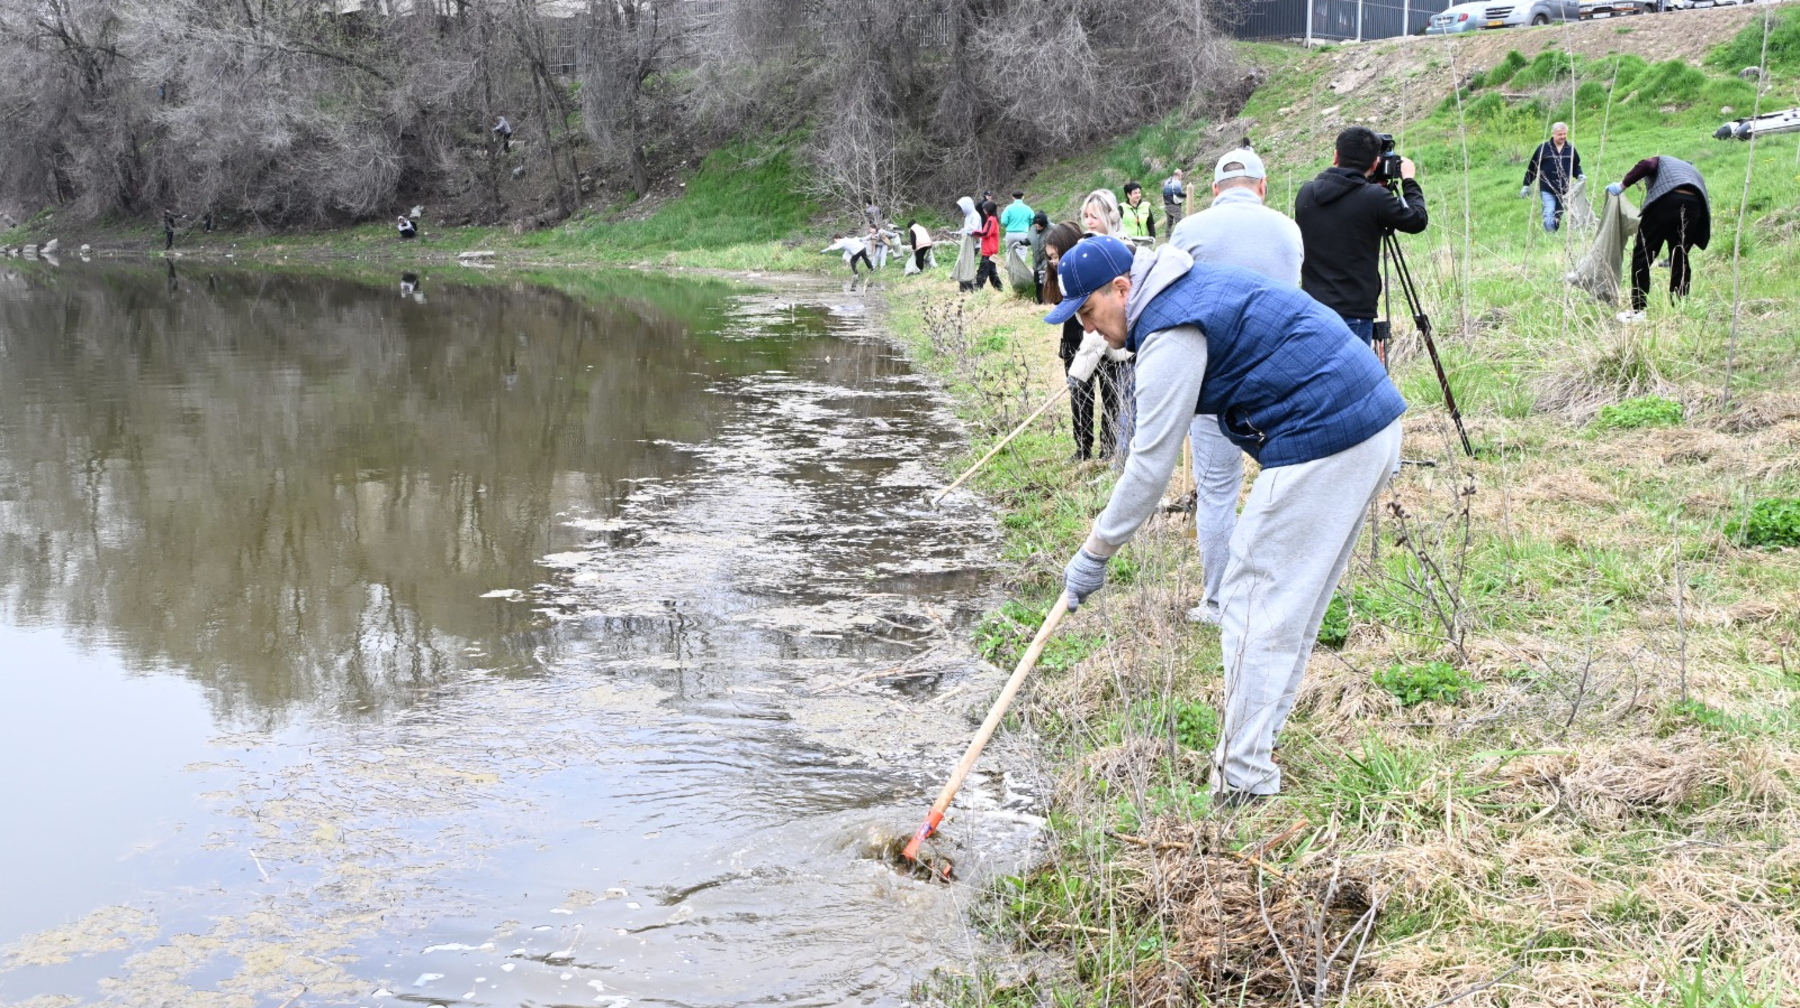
[1593,395,1683,430]
[1726,498,1800,549]
[1119,696,1219,752]
[1374,661,1474,706]
[1317,592,1351,648]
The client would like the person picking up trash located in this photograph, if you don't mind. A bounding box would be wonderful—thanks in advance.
[1047,234,1404,806]
[1605,155,1710,323]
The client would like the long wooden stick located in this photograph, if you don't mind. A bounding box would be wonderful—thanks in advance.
[930,387,1068,508]
[903,598,1070,862]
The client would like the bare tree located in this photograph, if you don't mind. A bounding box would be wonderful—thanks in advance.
[578,0,685,199]
[0,0,1244,230]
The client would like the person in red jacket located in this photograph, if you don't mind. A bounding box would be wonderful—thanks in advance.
[973,200,1003,291]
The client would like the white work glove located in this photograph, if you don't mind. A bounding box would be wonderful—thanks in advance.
[1519,186,1530,199]
[1065,331,1107,385]
[1104,345,1134,362]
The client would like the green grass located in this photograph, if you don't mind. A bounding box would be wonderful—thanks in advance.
[549,138,821,260]
[1707,4,1800,76]
[885,23,1800,1008]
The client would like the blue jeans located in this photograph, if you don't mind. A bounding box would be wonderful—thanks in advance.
[1539,190,1561,233]
[1340,316,1375,347]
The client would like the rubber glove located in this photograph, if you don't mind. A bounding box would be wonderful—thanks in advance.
[1062,548,1108,611]
[1519,186,1530,199]
[1065,331,1107,385]
[1605,182,1623,197]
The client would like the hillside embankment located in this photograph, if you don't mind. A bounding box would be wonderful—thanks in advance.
[871,7,1800,1008]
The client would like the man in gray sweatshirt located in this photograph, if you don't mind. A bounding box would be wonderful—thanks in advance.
[1168,147,1304,627]
[1050,235,1404,804]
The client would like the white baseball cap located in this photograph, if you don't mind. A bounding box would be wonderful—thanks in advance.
[1213,148,1266,183]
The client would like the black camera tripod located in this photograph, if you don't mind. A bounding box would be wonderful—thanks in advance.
[1375,227,1474,457]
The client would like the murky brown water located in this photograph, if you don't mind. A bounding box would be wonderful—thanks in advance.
[0,261,1042,1007]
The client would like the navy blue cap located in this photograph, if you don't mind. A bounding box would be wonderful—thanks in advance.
[1043,235,1134,326]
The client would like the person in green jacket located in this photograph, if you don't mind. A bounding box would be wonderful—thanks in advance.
[1119,182,1155,245]
[1000,191,1035,250]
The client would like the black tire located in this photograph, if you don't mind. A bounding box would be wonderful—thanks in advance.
[1531,10,1551,23]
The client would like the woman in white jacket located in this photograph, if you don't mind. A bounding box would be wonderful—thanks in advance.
[950,196,980,291]
[1079,189,1134,464]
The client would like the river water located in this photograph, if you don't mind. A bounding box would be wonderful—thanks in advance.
[0,261,1042,1007]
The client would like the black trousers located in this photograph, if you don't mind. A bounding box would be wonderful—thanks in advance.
[1631,190,1708,311]
[1062,344,1124,460]
[914,247,929,270]
[850,250,873,274]
[974,256,1001,290]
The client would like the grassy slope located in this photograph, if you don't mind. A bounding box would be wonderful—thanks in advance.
[877,10,1800,1008]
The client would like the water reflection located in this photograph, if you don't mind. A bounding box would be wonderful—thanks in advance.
[0,265,836,724]
[0,264,1028,1008]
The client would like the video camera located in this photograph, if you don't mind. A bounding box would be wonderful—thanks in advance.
[1372,133,1405,185]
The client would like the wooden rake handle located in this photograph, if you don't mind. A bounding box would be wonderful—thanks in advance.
[903,596,1070,861]
[930,387,1068,508]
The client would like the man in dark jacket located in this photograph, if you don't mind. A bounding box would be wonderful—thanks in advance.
[1521,122,1584,233]
[1294,126,1428,348]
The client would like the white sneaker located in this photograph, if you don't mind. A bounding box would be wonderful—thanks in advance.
[1185,602,1223,626]
[1615,310,1646,323]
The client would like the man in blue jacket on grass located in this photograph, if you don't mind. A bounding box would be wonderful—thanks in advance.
[1048,234,1405,805]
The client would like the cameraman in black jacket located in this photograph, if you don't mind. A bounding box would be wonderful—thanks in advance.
[1294,126,1429,349]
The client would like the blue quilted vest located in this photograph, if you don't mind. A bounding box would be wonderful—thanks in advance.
[1129,261,1406,467]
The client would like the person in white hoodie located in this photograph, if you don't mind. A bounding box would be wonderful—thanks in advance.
[950,196,981,291]
[1167,146,1304,627]
[1080,188,1136,464]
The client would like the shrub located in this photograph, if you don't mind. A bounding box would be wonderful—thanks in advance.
[1708,5,1800,76]
[1593,395,1683,430]
[1726,498,1800,549]
[1510,50,1576,89]
[1374,661,1474,706]
[1472,51,1529,91]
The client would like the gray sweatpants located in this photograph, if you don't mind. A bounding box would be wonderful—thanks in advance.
[1214,419,1402,795]
[1188,414,1245,613]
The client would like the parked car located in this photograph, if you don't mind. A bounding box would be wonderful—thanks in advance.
[1580,0,1661,19]
[1426,0,1581,32]
[1426,2,1487,32]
